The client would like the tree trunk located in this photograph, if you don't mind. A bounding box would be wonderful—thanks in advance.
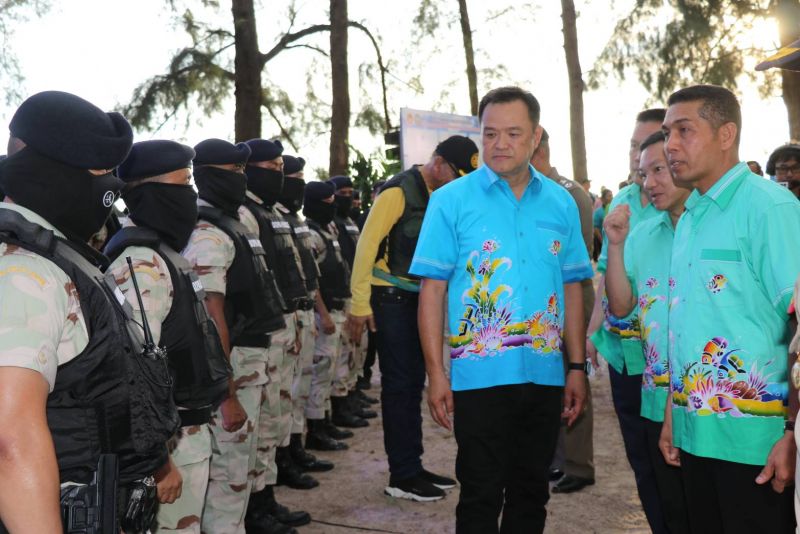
[231,0,262,141]
[457,0,478,115]
[776,0,800,140]
[560,0,589,182]
[329,0,350,176]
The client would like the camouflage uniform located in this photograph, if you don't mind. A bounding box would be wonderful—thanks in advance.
[182,217,266,534]
[291,302,316,433]
[332,304,353,398]
[108,237,213,534]
[306,224,346,418]
[0,203,88,391]
[237,204,299,491]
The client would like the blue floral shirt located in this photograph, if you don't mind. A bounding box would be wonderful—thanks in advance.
[410,164,594,391]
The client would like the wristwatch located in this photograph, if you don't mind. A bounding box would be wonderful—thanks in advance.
[785,420,795,432]
[567,362,587,373]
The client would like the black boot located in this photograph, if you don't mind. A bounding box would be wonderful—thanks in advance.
[331,395,369,428]
[306,418,349,451]
[276,447,319,489]
[347,391,377,419]
[290,433,334,472]
[262,485,311,527]
[355,388,379,405]
[245,489,298,534]
[356,375,372,390]
[323,412,354,439]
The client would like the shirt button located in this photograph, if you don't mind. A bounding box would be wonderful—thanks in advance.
[522,259,526,264]
[519,232,524,237]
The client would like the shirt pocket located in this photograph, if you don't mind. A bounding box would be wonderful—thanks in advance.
[695,248,744,308]
[534,219,567,268]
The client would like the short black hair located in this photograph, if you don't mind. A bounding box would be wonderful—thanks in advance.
[667,85,741,145]
[478,86,540,127]
[766,143,800,175]
[636,108,666,124]
[639,131,665,153]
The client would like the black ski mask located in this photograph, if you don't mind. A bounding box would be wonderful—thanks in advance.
[279,176,305,214]
[0,147,123,242]
[246,166,284,206]
[334,194,353,218]
[193,166,247,217]
[303,200,336,227]
[123,182,199,252]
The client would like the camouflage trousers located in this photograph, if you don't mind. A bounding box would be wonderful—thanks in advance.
[253,314,297,490]
[154,424,212,534]
[202,345,268,534]
[291,306,316,434]
[347,329,368,391]
[306,309,346,419]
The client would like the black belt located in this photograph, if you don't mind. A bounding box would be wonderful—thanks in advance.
[233,333,271,348]
[179,407,212,427]
[328,299,346,311]
[297,297,315,311]
[372,285,419,299]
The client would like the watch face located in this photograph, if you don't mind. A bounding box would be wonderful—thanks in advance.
[792,357,800,390]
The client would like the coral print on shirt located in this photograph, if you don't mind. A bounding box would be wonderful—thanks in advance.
[450,239,562,360]
[671,336,786,418]
[639,290,669,391]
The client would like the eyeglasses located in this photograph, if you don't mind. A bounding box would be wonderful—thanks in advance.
[775,163,800,177]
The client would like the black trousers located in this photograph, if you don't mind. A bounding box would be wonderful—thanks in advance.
[643,419,690,534]
[680,450,795,534]
[453,383,562,534]
[608,365,669,534]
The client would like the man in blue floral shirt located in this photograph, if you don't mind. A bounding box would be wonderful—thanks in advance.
[411,86,594,534]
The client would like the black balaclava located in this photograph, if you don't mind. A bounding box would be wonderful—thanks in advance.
[123,182,199,252]
[0,147,123,242]
[246,166,284,206]
[193,166,247,217]
[279,176,305,214]
[334,194,353,218]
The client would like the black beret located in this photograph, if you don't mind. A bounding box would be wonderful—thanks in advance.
[9,90,133,169]
[283,155,306,175]
[193,138,251,166]
[304,181,335,202]
[116,140,195,182]
[246,138,283,162]
[328,175,353,190]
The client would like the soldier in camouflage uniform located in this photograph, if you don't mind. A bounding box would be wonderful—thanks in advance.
[106,140,221,534]
[183,139,300,534]
[0,91,165,532]
[240,139,319,496]
[277,156,340,465]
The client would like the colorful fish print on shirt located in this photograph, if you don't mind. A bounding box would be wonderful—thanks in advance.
[600,296,641,340]
[706,274,728,293]
[450,239,562,360]
[671,336,785,418]
[639,290,669,390]
[549,240,561,256]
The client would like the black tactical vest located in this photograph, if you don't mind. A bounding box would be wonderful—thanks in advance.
[307,220,351,311]
[334,215,360,269]
[283,211,320,294]
[197,206,286,346]
[104,227,231,423]
[243,198,307,313]
[379,167,429,279]
[0,209,178,486]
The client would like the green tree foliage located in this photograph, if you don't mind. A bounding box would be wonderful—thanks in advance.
[0,0,51,105]
[588,0,775,102]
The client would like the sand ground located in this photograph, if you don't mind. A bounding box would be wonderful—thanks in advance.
[276,367,652,534]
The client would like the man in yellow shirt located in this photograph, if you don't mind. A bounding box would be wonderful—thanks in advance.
[346,135,478,500]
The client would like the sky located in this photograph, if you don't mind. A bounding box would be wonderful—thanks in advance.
[0,0,791,194]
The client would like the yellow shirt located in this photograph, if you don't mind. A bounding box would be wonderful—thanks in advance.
[349,186,418,316]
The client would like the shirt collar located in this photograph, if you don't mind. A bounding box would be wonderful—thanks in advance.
[479,163,542,193]
[685,161,748,212]
[0,202,66,238]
